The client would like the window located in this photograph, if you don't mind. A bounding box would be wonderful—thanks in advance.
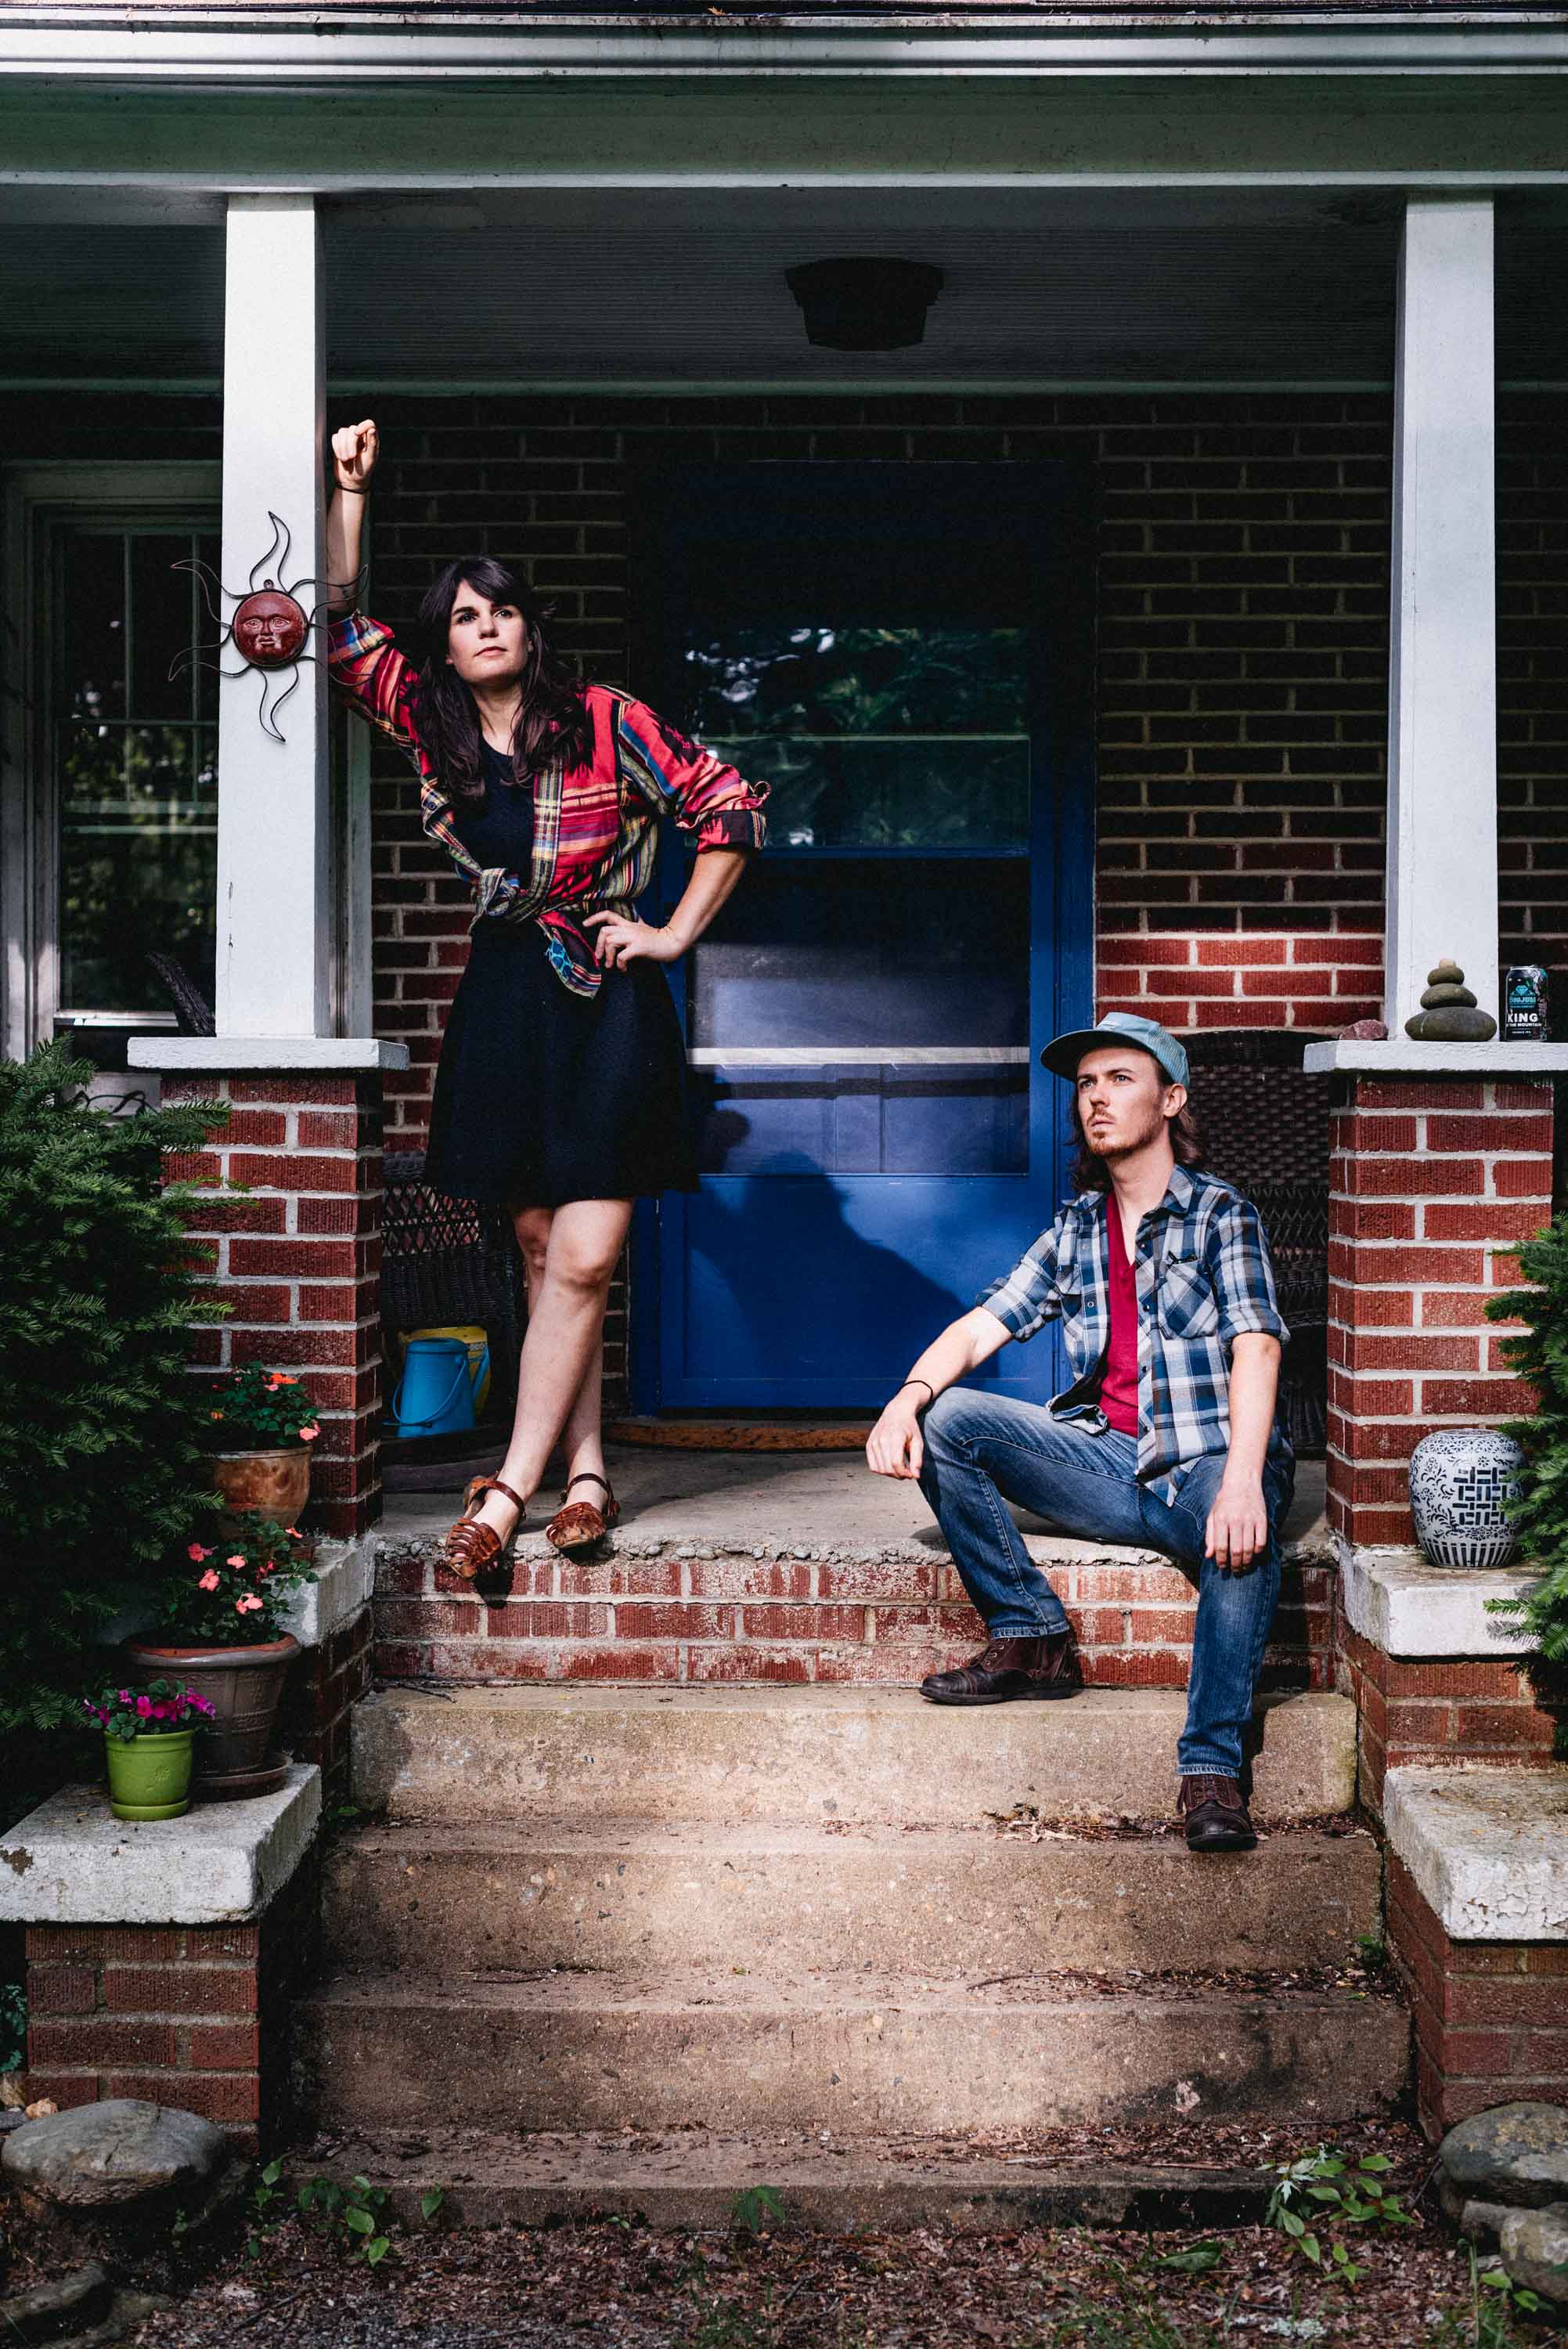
[2,467,221,1066]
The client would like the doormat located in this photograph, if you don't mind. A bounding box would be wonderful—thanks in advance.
[604,1419,874,1453]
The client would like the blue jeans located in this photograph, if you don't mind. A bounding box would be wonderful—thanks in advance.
[917,1389,1292,1780]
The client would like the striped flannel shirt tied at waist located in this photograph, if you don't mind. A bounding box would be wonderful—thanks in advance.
[975,1163,1292,1503]
[327,608,770,998]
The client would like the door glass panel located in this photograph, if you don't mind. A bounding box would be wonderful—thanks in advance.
[683,622,1031,1177]
[52,521,218,1027]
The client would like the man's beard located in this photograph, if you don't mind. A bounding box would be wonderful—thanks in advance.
[1087,1103,1169,1164]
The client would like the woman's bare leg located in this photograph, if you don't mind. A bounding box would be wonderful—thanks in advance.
[470,1197,631,1542]
[514,1205,608,1504]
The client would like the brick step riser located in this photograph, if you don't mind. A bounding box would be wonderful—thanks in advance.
[319,1833,1382,1979]
[373,1550,1336,1693]
[351,1689,1359,1828]
[298,1995,1411,2134]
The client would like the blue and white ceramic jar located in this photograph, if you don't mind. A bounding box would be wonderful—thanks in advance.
[1408,1428,1524,1571]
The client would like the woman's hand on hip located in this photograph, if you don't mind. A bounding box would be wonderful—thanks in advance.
[584,911,683,969]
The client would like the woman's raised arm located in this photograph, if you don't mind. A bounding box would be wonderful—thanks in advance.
[326,418,377,612]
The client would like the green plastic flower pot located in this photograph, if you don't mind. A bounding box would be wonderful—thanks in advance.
[104,1729,195,1822]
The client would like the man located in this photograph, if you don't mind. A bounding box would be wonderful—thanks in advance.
[865,1012,1293,1855]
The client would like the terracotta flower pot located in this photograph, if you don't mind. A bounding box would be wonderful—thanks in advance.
[123,1636,300,1778]
[212,1447,311,1523]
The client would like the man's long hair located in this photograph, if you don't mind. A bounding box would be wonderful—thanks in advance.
[410,556,594,806]
[1068,1092,1206,1194]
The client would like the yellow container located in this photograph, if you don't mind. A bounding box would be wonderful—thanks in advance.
[394,1325,492,1416]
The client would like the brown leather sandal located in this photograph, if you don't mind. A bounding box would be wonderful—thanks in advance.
[445,1476,526,1580]
[544,1471,622,1554]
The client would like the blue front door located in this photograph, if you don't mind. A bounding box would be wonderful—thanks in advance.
[632,464,1094,1411]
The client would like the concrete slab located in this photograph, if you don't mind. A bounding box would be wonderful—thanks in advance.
[299,1967,1410,2133]
[1339,1545,1541,1659]
[351,1684,1358,1828]
[322,1817,1382,1978]
[279,1535,375,1650]
[0,1766,321,1926]
[304,2128,1279,2233]
[1383,1766,1568,1942]
[379,1452,1330,1566]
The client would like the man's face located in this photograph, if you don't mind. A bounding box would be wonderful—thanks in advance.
[1074,1046,1182,1160]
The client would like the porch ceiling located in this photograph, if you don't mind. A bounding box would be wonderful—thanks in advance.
[4,185,1568,385]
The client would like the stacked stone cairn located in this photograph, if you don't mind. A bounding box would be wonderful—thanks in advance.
[1404,958,1498,1043]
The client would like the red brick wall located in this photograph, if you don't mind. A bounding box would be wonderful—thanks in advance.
[373,1536,1334,1693]
[1336,1620,1565,1821]
[1387,1853,1568,2140]
[164,1073,386,1539]
[1325,1077,1555,1549]
[279,1608,374,1800]
[1499,392,1568,995]
[23,1855,319,2155]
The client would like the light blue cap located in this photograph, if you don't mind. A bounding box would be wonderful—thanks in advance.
[1040,1012,1190,1090]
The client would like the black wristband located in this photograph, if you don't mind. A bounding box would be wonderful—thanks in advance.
[335,483,369,496]
[899,1378,935,1408]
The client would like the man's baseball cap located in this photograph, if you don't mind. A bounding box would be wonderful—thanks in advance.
[1040,1012,1190,1090]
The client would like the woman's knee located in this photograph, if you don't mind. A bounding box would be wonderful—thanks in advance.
[513,1207,553,1286]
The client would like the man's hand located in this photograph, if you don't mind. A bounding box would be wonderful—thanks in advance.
[867,1398,925,1481]
[1205,1474,1269,1571]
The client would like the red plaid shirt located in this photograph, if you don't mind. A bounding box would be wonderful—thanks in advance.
[328,608,769,997]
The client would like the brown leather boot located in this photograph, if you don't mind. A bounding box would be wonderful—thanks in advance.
[920,1632,1083,1707]
[1178,1773,1257,1853]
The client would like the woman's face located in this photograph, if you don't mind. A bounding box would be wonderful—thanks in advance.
[446,579,529,688]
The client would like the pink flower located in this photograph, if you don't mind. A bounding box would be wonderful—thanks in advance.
[236,1594,264,1615]
[198,1569,220,1592]
[299,1423,320,1443]
[187,1543,211,1563]
[226,1554,246,1569]
[135,1694,152,1717]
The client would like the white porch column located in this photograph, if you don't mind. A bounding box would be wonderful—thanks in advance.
[215,193,330,1038]
[1383,197,1498,1036]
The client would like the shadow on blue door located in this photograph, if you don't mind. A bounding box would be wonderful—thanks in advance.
[630,463,1095,1413]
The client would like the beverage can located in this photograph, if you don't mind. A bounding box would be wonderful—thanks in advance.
[1502,965,1551,1042]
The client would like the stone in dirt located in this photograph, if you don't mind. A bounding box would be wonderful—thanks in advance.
[1437,2102,1568,2228]
[0,2260,112,2342]
[2,2101,229,2211]
[1500,2203,1568,2306]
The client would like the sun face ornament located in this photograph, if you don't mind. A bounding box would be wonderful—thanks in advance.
[174,512,346,743]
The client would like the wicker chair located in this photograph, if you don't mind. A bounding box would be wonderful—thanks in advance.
[380,1153,525,1429]
[1183,1032,1332,1456]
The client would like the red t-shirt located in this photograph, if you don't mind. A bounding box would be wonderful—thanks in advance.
[1099,1200,1140,1436]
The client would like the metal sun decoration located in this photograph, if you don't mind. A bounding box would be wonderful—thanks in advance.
[172,513,351,744]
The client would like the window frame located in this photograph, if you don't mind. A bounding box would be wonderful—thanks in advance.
[2,461,222,1059]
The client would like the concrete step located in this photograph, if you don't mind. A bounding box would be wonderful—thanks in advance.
[296,2125,1281,2233]
[298,1967,1409,2134]
[320,1818,1382,1979]
[351,1684,1358,1828]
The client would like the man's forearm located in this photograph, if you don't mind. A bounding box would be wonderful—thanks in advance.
[902,1308,1012,1403]
[1223,1334,1281,1483]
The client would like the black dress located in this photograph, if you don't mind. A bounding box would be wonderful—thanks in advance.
[422,739,699,1207]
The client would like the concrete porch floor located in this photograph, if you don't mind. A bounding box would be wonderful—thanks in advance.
[379,1446,1328,1562]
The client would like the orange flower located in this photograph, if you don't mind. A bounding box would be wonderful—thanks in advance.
[198,1569,220,1592]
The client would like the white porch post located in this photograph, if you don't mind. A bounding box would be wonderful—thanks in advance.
[1383,197,1498,1036]
[214,193,331,1039]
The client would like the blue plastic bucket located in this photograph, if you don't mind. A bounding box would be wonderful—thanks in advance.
[391,1337,490,1441]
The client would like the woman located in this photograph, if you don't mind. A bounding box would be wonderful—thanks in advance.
[326,419,767,1577]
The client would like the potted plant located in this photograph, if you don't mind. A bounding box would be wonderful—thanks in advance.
[204,1366,322,1521]
[83,1680,216,1821]
[124,1521,315,1792]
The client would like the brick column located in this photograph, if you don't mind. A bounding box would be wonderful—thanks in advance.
[160,1069,387,1540]
[1321,1068,1557,1549]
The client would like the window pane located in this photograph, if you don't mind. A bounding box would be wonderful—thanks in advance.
[130,532,199,720]
[714,734,1027,851]
[696,1065,1028,1177]
[59,532,126,721]
[197,533,222,722]
[687,623,1028,738]
[58,723,215,1008]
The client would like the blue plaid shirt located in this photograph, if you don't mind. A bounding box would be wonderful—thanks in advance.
[976,1164,1292,1501]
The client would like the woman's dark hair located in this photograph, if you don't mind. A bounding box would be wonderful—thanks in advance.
[1067,1088,1205,1195]
[410,557,593,804]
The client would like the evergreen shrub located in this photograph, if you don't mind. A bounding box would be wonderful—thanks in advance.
[0,1041,225,1758]
[1487,1211,1568,1672]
